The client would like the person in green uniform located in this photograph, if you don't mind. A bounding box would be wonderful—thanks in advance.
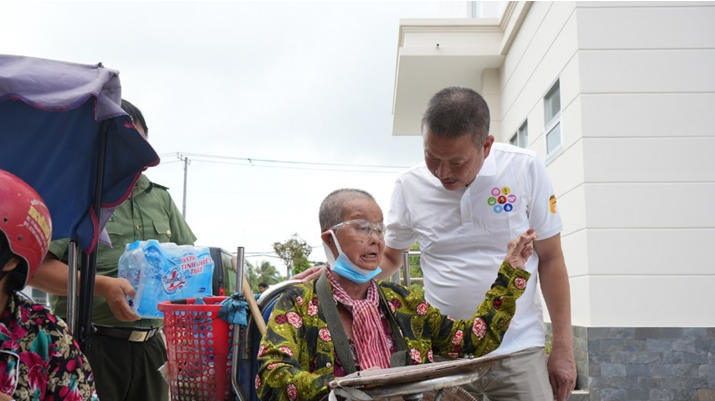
[30,100,196,401]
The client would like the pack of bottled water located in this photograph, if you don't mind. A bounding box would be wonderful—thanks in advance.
[118,240,214,318]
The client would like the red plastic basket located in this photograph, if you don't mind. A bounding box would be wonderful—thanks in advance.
[158,296,234,401]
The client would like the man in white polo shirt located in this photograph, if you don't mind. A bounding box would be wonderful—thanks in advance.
[379,87,576,401]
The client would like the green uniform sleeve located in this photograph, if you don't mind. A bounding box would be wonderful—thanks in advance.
[429,262,531,358]
[48,238,71,261]
[164,193,196,245]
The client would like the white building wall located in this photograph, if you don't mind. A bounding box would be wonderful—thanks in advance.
[394,0,715,329]
[484,2,595,324]
[574,2,715,327]
[487,1,715,328]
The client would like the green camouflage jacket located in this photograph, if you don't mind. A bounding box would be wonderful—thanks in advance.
[256,262,530,401]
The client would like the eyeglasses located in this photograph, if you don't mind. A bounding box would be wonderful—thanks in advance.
[330,219,385,239]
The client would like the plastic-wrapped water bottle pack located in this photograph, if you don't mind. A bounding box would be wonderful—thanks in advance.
[118,240,215,318]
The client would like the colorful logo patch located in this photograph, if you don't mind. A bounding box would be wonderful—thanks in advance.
[549,195,558,214]
[488,186,516,213]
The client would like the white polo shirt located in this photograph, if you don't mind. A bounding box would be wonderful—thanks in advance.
[385,142,562,355]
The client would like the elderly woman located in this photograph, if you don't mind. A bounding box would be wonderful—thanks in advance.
[256,189,535,401]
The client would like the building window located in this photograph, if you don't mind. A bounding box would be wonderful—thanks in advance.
[509,120,528,148]
[544,80,562,157]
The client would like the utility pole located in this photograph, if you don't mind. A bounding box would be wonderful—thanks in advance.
[177,154,190,218]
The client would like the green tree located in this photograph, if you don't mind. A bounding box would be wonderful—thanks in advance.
[255,260,281,286]
[244,260,282,291]
[273,233,312,278]
[244,260,259,290]
[408,242,424,295]
[408,242,423,278]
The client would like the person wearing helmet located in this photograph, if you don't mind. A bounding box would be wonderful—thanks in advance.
[0,169,99,401]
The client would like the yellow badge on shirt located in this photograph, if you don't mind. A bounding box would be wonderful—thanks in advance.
[549,195,558,214]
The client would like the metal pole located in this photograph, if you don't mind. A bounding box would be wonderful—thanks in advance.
[66,241,79,333]
[231,246,249,401]
[181,155,189,218]
[76,121,108,350]
[402,251,411,288]
[235,247,244,294]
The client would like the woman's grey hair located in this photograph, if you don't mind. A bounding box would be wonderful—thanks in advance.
[319,189,375,232]
[421,86,490,147]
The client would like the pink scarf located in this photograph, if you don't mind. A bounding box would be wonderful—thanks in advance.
[327,271,392,370]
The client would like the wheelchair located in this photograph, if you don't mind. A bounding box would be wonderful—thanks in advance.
[236,279,300,401]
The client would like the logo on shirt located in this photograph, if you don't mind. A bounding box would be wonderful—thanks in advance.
[549,195,558,214]
[488,186,516,214]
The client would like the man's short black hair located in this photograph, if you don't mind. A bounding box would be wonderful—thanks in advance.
[421,86,490,147]
[121,99,149,137]
[258,282,268,288]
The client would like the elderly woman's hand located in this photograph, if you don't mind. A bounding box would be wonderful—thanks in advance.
[505,229,538,270]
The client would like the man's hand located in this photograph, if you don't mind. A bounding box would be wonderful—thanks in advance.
[505,229,538,270]
[96,276,140,322]
[548,345,576,401]
[535,233,576,401]
[292,265,325,283]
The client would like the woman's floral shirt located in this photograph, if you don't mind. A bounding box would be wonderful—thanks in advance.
[0,293,99,400]
[256,262,530,401]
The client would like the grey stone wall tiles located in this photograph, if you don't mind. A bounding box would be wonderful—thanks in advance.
[548,325,715,398]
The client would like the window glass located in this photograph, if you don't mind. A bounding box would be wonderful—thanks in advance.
[546,122,562,155]
[544,81,561,125]
[518,120,528,148]
[544,80,562,157]
[510,120,528,148]
[222,251,236,293]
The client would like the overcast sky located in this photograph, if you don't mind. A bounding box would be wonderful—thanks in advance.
[3,1,466,274]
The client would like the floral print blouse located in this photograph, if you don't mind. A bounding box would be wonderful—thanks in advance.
[256,262,530,401]
[0,293,99,401]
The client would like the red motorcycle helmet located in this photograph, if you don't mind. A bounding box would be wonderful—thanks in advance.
[0,169,53,290]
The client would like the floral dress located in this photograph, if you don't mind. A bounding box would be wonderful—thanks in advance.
[256,262,530,401]
[0,293,99,400]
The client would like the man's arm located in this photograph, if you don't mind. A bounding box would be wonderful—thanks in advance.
[534,234,576,401]
[375,245,409,281]
[31,254,140,322]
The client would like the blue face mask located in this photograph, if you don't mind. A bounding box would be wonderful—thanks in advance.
[324,231,382,285]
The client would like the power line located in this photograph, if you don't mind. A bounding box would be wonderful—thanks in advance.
[159,152,411,172]
[239,244,324,258]
[156,151,412,217]
[189,159,402,174]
